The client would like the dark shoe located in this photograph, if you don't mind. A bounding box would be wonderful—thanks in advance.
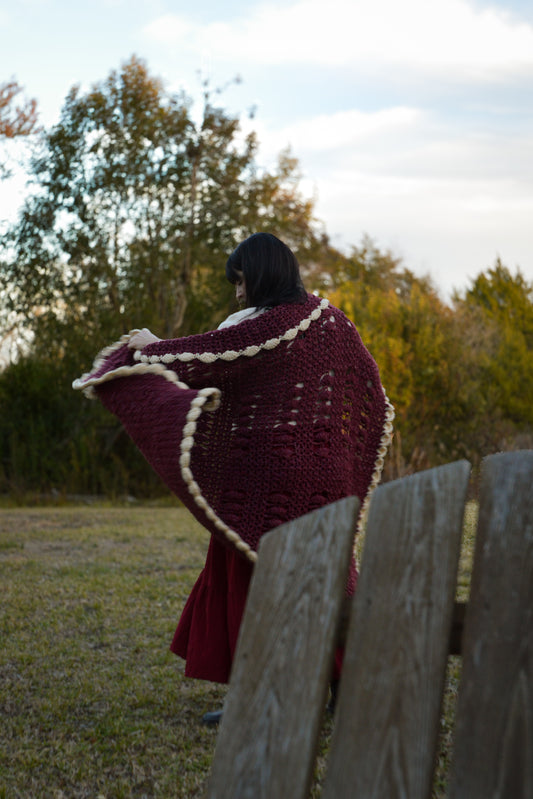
[201,709,223,727]
[327,680,339,714]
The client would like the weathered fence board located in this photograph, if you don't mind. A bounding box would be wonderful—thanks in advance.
[322,460,471,799]
[206,495,360,799]
[205,453,532,798]
[449,450,533,799]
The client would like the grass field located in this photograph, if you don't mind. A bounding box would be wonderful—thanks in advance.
[0,502,477,798]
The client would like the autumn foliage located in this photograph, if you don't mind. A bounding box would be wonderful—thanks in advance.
[0,79,38,139]
[0,58,531,497]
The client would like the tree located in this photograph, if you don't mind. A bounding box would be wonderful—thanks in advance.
[0,78,38,140]
[455,260,533,431]
[4,57,321,363]
[0,78,38,182]
[324,239,489,471]
[0,56,325,496]
[0,79,39,362]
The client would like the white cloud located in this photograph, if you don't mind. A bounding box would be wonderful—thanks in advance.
[143,13,195,45]
[238,101,533,294]
[312,167,533,296]
[246,102,533,184]
[253,106,421,155]
[143,0,533,77]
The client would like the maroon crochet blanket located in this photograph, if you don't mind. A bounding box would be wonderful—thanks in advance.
[73,293,394,562]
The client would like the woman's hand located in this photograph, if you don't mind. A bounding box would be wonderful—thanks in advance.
[128,328,161,350]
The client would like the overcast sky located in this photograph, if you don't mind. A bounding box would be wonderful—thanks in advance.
[1,0,532,300]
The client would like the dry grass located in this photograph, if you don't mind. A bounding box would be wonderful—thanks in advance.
[432,500,478,799]
[0,506,225,798]
[0,501,478,798]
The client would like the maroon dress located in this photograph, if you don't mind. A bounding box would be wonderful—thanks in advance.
[170,534,358,683]
[170,536,253,682]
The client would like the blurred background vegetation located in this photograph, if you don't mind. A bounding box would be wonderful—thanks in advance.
[1,57,532,500]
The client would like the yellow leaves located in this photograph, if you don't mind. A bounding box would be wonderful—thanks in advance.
[325,247,533,467]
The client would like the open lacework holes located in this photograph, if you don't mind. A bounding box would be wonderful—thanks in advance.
[361,378,375,426]
[194,412,216,454]
[272,382,305,458]
[230,393,262,455]
[341,395,353,441]
[313,370,335,454]
[321,313,337,328]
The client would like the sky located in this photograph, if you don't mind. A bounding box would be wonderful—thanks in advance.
[1,0,533,300]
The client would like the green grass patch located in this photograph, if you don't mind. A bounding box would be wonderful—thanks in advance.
[0,502,478,797]
[0,506,225,798]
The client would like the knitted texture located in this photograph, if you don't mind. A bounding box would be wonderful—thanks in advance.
[73,294,394,562]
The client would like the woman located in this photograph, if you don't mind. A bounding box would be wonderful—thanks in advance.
[74,233,394,722]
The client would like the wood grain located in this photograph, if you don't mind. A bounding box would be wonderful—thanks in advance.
[337,598,467,655]
[322,460,471,799]
[449,450,533,799]
[206,495,360,799]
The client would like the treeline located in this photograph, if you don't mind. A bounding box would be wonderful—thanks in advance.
[320,245,533,477]
[0,58,532,498]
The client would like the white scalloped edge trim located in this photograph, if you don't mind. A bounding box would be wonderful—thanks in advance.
[357,390,395,536]
[72,360,194,400]
[133,298,331,366]
[180,391,258,564]
[73,330,144,399]
[73,352,255,560]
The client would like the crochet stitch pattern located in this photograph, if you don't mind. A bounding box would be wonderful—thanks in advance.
[74,294,394,562]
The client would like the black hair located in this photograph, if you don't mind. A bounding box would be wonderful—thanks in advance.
[225,232,306,309]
